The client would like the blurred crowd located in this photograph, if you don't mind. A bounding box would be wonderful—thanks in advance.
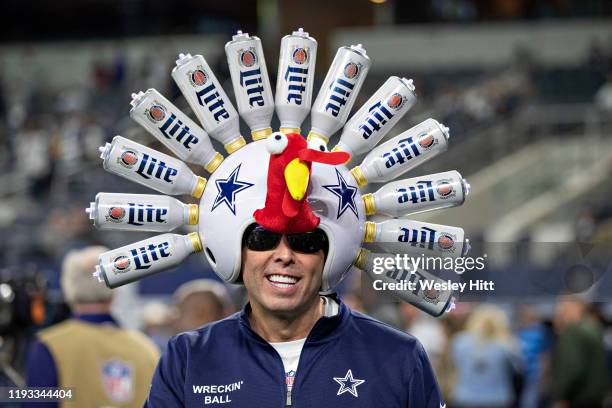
[5,245,611,407]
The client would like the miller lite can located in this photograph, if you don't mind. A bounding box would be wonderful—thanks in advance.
[363,219,469,258]
[275,28,317,134]
[333,76,416,158]
[87,193,199,232]
[129,89,224,173]
[94,232,203,288]
[225,31,274,141]
[171,53,246,154]
[350,118,450,188]
[99,136,207,199]
[362,171,470,217]
[308,44,371,144]
[354,249,454,317]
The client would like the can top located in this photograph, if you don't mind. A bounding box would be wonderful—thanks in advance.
[93,265,104,283]
[231,30,251,41]
[98,142,111,161]
[462,178,471,196]
[130,91,147,108]
[399,77,416,93]
[461,238,471,257]
[433,120,450,140]
[349,43,368,57]
[86,203,95,220]
[175,52,196,68]
[292,27,309,37]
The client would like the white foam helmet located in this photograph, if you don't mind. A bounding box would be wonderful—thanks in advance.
[198,137,366,293]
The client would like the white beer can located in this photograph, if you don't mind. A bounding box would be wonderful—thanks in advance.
[362,171,469,216]
[225,31,274,141]
[275,28,317,134]
[308,44,371,144]
[94,232,202,288]
[350,118,450,188]
[171,53,246,154]
[354,249,454,317]
[129,89,223,173]
[99,136,207,198]
[333,76,416,158]
[87,192,198,232]
[363,219,469,258]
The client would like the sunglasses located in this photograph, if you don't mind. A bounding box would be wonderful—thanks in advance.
[243,224,328,254]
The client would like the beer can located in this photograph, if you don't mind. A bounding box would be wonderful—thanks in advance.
[363,219,469,258]
[350,118,450,188]
[87,192,198,232]
[333,76,416,158]
[354,249,454,317]
[308,44,371,144]
[362,171,469,217]
[225,31,274,141]
[129,89,223,173]
[275,28,317,134]
[171,53,246,154]
[94,232,203,288]
[99,136,207,198]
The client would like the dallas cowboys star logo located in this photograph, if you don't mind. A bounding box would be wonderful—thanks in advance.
[211,164,254,215]
[333,369,365,398]
[323,169,358,219]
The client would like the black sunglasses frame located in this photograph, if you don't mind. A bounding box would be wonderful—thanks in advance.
[242,224,329,255]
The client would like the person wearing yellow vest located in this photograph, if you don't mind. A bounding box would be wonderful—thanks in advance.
[25,246,160,408]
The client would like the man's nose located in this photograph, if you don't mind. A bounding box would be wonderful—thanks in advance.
[272,236,295,265]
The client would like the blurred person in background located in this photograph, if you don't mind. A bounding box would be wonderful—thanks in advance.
[142,301,175,351]
[25,246,160,408]
[516,306,553,408]
[400,302,447,369]
[451,304,524,408]
[552,297,609,408]
[172,278,234,334]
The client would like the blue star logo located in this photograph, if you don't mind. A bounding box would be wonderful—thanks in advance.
[333,369,365,398]
[211,164,254,215]
[323,169,358,219]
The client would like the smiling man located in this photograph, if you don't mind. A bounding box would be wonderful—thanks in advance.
[144,133,445,407]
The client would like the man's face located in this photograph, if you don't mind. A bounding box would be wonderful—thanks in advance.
[241,234,325,317]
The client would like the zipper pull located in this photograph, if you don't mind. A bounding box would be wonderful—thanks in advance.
[286,388,292,406]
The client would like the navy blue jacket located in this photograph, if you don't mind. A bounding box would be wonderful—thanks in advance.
[146,300,444,407]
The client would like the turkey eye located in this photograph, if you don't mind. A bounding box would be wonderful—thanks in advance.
[307,138,327,152]
[266,132,288,154]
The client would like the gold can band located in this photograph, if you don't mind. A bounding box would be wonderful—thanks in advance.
[362,193,376,216]
[307,131,329,144]
[224,137,247,154]
[353,248,370,270]
[191,177,207,199]
[350,166,368,188]
[187,204,199,225]
[251,128,272,141]
[280,127,300,135]
[188,232,203,253]
[363,221,376,243]
[204,152,224,173]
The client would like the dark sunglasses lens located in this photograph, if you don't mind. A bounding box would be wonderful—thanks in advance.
[287,230,328,254]
[246,226,282,251]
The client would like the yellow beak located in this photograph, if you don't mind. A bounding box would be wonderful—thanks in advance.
[284,158,310,201]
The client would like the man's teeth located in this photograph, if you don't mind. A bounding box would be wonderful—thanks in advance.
[267,275,298,285]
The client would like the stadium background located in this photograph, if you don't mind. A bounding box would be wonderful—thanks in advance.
[0,0,611,406]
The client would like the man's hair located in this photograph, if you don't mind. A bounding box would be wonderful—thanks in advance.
[61,246,113,306]
[173,279,232,312]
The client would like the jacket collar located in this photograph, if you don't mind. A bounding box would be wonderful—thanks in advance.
[238,296,350,346]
